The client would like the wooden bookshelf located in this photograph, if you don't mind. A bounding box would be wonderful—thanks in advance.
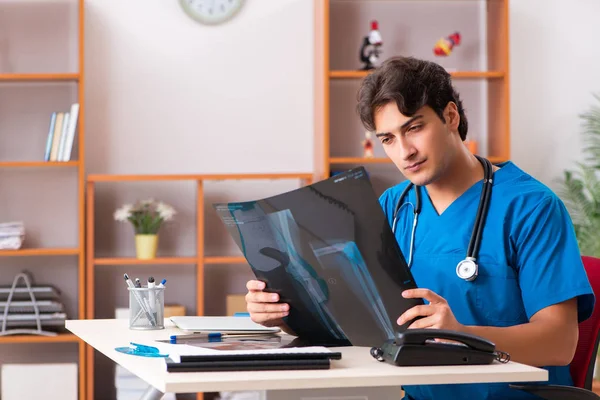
[329,70,505,79]
[85,173,312,400]
[204,256,247,264]
[0,333,81,344]
[0,248,80,257]
[0,73,80,82]
[330,157,392,165]
[94,257,197,265]
[0,161,80,168]
[0,0,86,398]
[314,0,511,183]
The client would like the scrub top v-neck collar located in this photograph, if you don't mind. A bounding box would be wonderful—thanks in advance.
[421,179,483,219]
[420,161,512,218]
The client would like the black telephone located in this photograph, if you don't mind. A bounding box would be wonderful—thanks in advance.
[371,329,510,366]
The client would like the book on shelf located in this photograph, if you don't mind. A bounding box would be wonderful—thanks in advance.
[43,103,79,162]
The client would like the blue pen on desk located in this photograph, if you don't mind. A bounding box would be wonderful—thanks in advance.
[169,332,222,344]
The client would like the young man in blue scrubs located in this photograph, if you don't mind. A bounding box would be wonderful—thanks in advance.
[244,56,595,399]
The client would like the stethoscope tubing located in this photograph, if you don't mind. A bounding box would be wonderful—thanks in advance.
[391,155,494,281]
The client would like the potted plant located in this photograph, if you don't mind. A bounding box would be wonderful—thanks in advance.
[557,93,600,258]
[114,199,176,259]
[557,94,600,381]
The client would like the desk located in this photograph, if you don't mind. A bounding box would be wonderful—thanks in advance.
[66,319,548,400]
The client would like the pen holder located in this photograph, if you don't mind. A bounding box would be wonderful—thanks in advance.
[128,287,165,330]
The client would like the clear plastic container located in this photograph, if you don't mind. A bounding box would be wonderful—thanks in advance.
[128,287,165,330]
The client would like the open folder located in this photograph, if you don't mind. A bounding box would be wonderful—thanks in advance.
[213,167,423,348]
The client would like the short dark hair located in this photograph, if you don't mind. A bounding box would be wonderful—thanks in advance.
[356,56,468,140]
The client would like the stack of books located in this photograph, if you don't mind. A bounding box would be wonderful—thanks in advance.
[44,103,79,162]
[0,221,25,250]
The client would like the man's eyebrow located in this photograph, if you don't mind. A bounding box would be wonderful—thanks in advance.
[374,115,423,137]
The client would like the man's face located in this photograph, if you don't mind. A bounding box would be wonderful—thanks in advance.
[373,102,459,186]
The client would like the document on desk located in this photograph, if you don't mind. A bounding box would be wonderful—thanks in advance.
[131,338,336,364]
[213,167,423,348]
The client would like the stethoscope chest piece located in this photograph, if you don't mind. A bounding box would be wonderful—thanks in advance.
[456,257,478,281]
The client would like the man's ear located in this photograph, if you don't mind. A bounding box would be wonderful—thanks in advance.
[444,102,460,132]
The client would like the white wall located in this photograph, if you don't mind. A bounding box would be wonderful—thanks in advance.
[85,0,314,175]
[510,0,600,188]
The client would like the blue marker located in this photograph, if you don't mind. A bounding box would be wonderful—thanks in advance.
[169,332,225,344]
[158,279,167,288]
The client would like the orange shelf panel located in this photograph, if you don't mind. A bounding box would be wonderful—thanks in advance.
[0,73,80,82]
[204,256,247,264]
[329,70,505,79]
[94,257,197,265]
[0,248,80,256]
[87,173,313,182]
[330,157,392,164]
[331,156,507,165]
[0,333,80,344]
[0,161,79,168]
[489,156,508,164]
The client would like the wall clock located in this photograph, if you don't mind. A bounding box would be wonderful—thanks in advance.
[180,0,246,25]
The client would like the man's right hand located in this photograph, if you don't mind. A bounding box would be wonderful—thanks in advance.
[245,280,290,328]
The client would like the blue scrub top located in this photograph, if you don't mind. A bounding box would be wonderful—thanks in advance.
[379,161,595,400]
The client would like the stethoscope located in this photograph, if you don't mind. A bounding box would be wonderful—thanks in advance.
[391,155,494,282]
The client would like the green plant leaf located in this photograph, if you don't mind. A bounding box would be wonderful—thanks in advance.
[557,93,600,257]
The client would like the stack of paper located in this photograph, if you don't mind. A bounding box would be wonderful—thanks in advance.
[0,221,24,250]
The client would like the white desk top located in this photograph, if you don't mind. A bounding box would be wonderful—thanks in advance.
[66,319,548,394]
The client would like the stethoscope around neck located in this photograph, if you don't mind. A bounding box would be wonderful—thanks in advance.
[391,155,494,282]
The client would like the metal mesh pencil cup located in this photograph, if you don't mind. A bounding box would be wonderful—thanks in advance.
[128,287,165,330]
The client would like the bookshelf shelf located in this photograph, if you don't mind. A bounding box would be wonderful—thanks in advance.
[0,73,80,82]
[0,248,80,257]
[87,172,314,183]
[0,161,80,168]
[330,157,508,165]
[94,257,197,265]
[204,256,247,264]
[330,157,392,164]
[0,333,80,344]
[329,70,505,79]
[488,156,508,164]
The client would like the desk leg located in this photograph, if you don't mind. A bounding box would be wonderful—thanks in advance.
[139,386,164,400]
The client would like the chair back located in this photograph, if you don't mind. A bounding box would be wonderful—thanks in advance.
[571,255,600,390]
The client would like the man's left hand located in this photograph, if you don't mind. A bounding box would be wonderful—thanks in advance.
[398,288,464,332]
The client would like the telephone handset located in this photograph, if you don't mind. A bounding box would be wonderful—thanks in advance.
[371,329,510,366]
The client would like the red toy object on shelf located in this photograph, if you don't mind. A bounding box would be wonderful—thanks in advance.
[362,131,374,158]
[433,32,461,56]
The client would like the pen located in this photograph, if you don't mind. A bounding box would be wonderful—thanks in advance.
[147,276,156,316]
[134,278,141,288]
[124,273,156,326]
[169,332,223,344]
[168,332,277,344]
[157,278,167,288]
